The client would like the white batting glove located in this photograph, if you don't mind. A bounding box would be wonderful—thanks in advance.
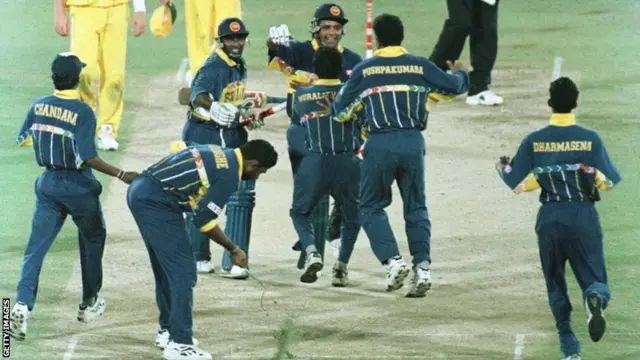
[269,24,292,46]
[209,102,239,127]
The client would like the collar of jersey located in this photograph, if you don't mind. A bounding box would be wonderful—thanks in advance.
[54,89,80,99]
[374,46,408,58]
[313,79,341,85]
[312,39,344,53]
[550,113,576,127]
[234,148,244,179]
[216,48,237,67]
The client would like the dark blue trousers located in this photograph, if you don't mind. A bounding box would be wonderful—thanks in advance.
[535,202,610,356]
[359,131,431,266]
[16,169,106,311]
[290,152,360,263]
[182,120,248,263]
[127,174,197,345]
[287,123,330,267]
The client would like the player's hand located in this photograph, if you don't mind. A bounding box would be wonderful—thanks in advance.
[55,11,69,37]
[268,24,292,47]
[209,102,239,127]
[231,248,247,268]
[499,155,511,165]
[243,91,267,109]
[240,108,264,130]
[446,60,468,73]
[132,12,146,37]
[120,171,139,184]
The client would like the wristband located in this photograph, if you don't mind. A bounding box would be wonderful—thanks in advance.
[117,170,125,180]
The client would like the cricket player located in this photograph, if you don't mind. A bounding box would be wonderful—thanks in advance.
[496,77,621,360]
[332,14,469,297]
[127,139,278,360]
[10,52,138,341]
[267,3,363,267]
[290,46,362,285]
[429,0,503,106]
[54,0,148,151]
[182,17,266,279]
[174,0,243,85]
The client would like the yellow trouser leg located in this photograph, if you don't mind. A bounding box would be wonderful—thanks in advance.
[185,0,214,76]
[69,6,104,111]
[97,5,129,139]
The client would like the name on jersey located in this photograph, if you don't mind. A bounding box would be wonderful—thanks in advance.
[34,103,78,125]
[298,91,336,102]
[361,65,424,78]
[533,141,592,152]
[213,149,229,169]
[221,81,245,105]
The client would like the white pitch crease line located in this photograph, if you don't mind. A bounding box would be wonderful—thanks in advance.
[514,333,525,360]
[63,334,79,360]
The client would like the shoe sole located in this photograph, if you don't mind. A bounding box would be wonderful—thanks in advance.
[587,293,606,342]
[9,321,26,341]
[300,262,323,283]
[386,267,410,292]
[331,277,348,287]
[405,279,432,298]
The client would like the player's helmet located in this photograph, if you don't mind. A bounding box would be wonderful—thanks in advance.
[310,3,348,35]
[217,17,250,39]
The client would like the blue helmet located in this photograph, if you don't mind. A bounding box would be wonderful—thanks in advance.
[310,3,348,35]
[217,17,250,39]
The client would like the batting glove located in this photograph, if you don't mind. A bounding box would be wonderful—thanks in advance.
[242,108,266,130]
[209,102,239,127]
[243,91,267,109]
[269,24,292,46]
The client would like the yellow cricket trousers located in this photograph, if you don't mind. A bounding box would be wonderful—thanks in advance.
[68,4,128,139]
[185,0,242,76]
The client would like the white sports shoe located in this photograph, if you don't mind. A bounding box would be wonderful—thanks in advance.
[300,252,323,283]
[155,329,199,349]
[331,262,348,287]
[97,125,119,151]
[405,265,432,298]
[466,90,504,106]
[220,265,249,280]
[384,256,410,292]
[196,261,215,274]
[77,295,106,322]
[9,302,29,341]
[163,340,212,360]
[585,292,606,342]
[563,354,581,360]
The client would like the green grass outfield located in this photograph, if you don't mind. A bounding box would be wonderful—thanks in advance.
[1,0,638,359]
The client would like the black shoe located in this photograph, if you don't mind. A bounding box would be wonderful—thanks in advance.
[585,292,606,342]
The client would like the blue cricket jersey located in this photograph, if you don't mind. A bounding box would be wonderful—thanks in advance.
[143,144,243,231]
[293,79,361,154]
[499,114,622,203]
[16,89,98,171]
[332,46,469,133]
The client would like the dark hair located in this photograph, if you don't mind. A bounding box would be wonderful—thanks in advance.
[373,14,404,47]
[240,139,278,168]
[313,46,342,79]
[549,77,579,113]
[52,75,79,91]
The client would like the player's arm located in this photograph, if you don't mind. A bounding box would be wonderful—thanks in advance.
[189,67,238,127]
[332,67,365,123]
[16,104,35,147]
[192,182,247,267]
[590,133,622,191]
[496,135,537,193]
[421,59,470,101]
[54,0,69,37]
[76,109,138,183]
